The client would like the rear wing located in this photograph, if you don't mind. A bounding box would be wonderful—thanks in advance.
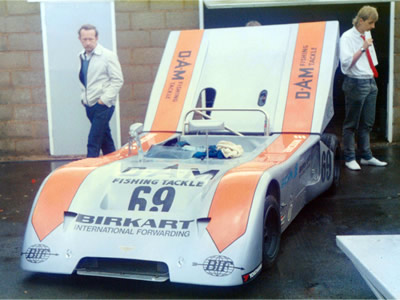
[144,21,339,135]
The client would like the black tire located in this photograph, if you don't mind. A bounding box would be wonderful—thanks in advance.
[262,194,281,268]
[321,133,341,193]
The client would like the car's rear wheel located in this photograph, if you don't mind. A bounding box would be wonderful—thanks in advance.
[321,133,341,193]
[262,194,281,268]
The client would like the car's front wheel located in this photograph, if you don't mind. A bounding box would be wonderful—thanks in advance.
[262,194,281,268]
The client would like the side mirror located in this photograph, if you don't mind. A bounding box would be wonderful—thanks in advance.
[129,123,143,138]
[128,123,144,159]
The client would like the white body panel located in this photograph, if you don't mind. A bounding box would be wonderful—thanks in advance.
[337,235,400,299]
[144,22,339,135]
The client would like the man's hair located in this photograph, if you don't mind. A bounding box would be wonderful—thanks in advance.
[78,24,98,37]
[352,5,378,26]
[246,20,261,27]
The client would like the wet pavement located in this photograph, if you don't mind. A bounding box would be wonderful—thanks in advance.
[0,144,399,299]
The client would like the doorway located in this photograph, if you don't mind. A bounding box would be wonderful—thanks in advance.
[202,2,390,142]
[39,0,121,156]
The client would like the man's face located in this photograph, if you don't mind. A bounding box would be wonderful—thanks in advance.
[359,17,376,33]
[79,29,98,54]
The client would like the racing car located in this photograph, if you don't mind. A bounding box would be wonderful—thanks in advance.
[21,21,340,286]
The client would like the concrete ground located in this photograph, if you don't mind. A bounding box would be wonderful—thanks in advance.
[0,144,399,299]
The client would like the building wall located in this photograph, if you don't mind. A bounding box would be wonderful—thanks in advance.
[0,0,398,158]
[0,0,46,156]
[114,0,198,143]
[0,0,198,158]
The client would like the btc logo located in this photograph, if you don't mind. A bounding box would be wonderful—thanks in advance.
[192,255,244,277]
[203,255,234,276]
[22,244,56,263]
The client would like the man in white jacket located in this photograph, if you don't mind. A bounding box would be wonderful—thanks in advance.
[339,6,387,170]
[78,24,124,157]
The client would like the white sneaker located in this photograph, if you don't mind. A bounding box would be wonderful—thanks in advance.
[360,157,387,167]
[345,160,361,171]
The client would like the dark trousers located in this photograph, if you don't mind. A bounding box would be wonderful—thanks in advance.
[342,77,377,162]
[85,103,116,157]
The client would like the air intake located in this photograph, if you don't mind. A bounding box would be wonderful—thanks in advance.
[76,257,169,282]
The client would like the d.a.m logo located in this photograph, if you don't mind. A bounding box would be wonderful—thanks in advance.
[193,255,244,277]
[21,244,58,263]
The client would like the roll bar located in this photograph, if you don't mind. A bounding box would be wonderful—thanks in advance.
[183,108,270,136]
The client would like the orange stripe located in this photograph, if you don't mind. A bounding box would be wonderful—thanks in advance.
[207,134,308,252]
[282,22,326,133]
[32,132,172,241]
[151,30,204,132]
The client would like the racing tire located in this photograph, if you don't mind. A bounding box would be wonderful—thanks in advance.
[321,133,341,193]
[262,195,281,268]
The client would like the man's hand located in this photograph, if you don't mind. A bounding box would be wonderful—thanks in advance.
[98,99,105,105]
[363,38,373,49]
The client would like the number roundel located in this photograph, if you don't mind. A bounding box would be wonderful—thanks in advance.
[321,150,332,183]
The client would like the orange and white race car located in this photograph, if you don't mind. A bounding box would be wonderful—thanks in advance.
[21,21,340,286]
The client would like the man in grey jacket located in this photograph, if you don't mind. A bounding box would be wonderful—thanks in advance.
[78,24,124,157]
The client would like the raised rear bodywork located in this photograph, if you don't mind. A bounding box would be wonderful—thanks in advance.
[21,21,340,286]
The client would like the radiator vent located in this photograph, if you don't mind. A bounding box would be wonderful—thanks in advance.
[76,257,169,282]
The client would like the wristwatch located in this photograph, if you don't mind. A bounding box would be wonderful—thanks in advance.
[360,47,366,53]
